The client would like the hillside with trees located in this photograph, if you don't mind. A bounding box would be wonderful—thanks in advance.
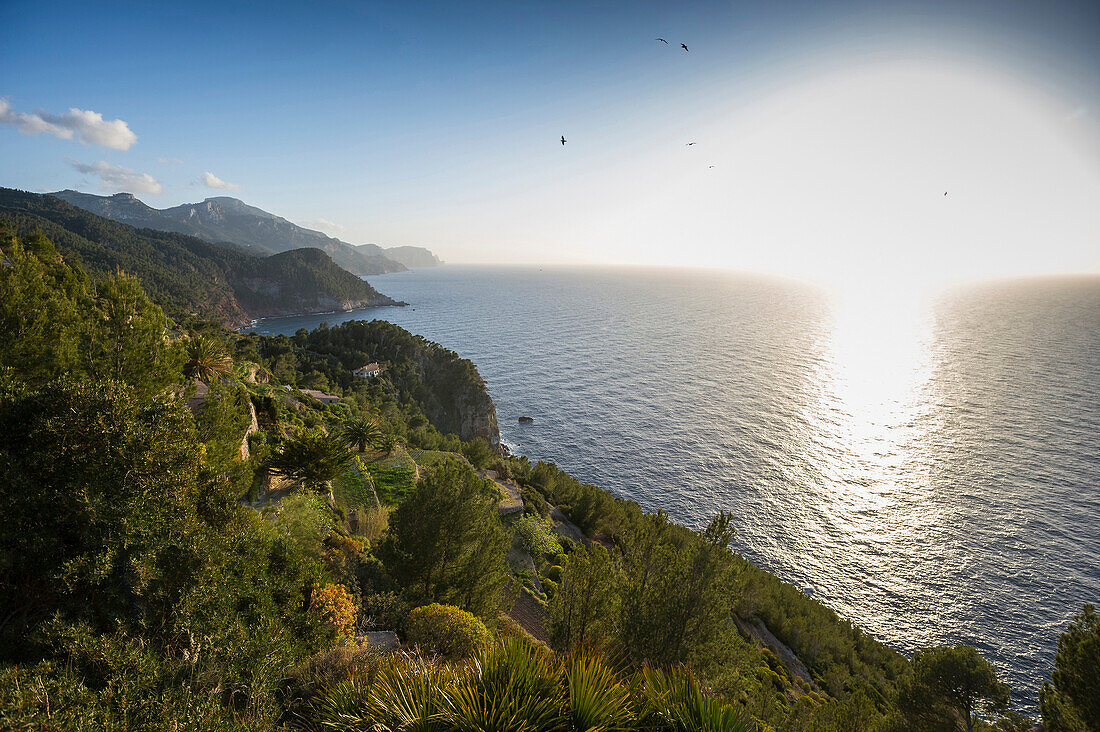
[51,189,413,275]
[0,188,402,326]
[1,226,1092,731]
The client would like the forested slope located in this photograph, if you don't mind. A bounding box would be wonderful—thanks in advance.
[0,188,400,326]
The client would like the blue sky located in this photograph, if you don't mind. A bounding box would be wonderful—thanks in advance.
[2,0,1097,279]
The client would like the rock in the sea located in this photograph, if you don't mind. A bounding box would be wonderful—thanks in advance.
[518,416,534,423]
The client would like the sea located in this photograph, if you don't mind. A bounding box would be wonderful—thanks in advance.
[246,265,1100,712]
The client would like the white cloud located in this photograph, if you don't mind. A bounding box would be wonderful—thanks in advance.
[298,217,347,237]
[200,171,240,190]
[157,156,183,164]
[67,159,163,194]
[0,98,137,150]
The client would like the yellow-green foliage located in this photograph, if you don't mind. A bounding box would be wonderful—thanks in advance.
[311,583,359,643]
[406,603,492,659]
[514,512,562,557]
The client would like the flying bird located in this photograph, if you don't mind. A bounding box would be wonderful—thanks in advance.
[656,37,668,43]
[944,191,948,196]
[708,165,715,168]
[681,43,689,51]
[686,142,696,146]
[561,135,567,146]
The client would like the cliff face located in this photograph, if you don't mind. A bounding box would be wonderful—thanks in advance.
[411,348,500,449]
[286,320,501,449]
[374,245,442,268]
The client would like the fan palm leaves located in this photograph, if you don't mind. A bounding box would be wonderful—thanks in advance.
[182,335,233,383]
[637,666,753,732]
[269,429,355,492]
[317,655,450,731]
[311,640,752,732]
[566,654,634,732]
[443,638,563,731]
[340,416,385,453]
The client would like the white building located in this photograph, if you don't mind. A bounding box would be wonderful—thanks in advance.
[354,362,382,378]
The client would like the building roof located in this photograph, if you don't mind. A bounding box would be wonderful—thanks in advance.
[356,362,381,372]
[301,389,340,402]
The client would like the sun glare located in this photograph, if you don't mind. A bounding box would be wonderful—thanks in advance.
[812,284,936,504]
[573,59,1100,287]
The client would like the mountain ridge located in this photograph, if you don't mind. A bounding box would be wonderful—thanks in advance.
[365,244,442,268]
[50,190,437,275]
[0,188,403,327]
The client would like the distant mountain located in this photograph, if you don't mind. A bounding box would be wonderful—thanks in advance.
[374,245,441,268]
[50,190,415,276]
[0,188,403,327]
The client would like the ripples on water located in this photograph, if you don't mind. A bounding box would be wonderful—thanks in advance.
[249,266,1100,711]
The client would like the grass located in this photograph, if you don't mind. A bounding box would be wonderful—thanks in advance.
[374,444,419,470]
[406,448,468,467]
[332,463,378,511]
[365,464,416,503]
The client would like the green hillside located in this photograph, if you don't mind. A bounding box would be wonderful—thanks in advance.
[0,188,401,326]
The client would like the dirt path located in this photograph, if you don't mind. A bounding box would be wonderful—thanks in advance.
[735,614,821,694]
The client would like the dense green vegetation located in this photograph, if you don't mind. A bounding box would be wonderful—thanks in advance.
[0,227,1089,730]
[1040,604,1100,731]
[240,318,500,445]
[0,188,398,326]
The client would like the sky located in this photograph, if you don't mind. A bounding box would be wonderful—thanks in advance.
[2,0,1098,290]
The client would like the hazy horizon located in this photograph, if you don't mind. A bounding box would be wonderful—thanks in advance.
[3,0,1098,292]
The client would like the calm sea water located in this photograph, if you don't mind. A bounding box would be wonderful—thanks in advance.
[248,266,1100,711]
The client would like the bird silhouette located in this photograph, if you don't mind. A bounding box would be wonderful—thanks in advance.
[681,43,689,51]
[561,136,566,146]
[656,37,668,43]
[686,142,696,146]
[944,191,948,196]
[708,165,715,168]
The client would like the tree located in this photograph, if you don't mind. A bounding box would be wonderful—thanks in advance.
[380,459,509,616]
[85,273,178,397]
[548,543,620,651]
[0,376,200,642]
[0,228,90,383]
[0,229,177,397]
[618,511,739,668]
[182,334,233,383]
[340,415,384,452]
[269,429,355,492]
[898,645,1010,732]
[1040,604,1100,731]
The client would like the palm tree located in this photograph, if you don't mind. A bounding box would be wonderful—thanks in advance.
[269,429,355,492]
[340,416,384,453]
[182,335,233,383]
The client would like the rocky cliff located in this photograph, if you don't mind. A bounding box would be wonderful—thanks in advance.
[410,346,500,449]
[372,245,442,268]
[282,320,501,449]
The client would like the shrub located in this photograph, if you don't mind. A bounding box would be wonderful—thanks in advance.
[360,591,410,634]
[310,583,358,643]
[406,603,491,659]
[514,513,562,557]
[280,645,382,723]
